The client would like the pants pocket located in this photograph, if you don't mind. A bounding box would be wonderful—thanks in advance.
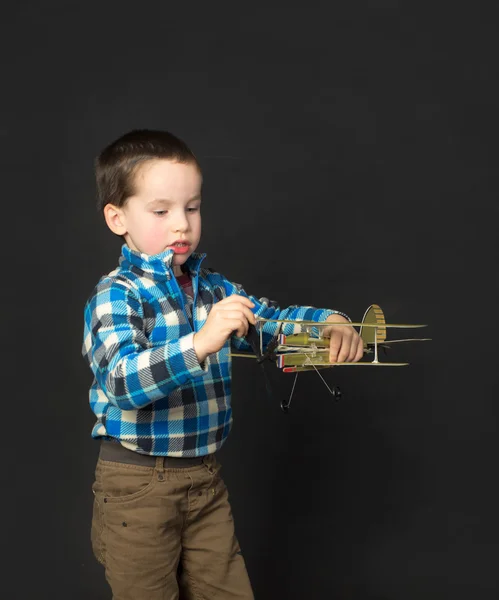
[93,460,157,504]
[91,461,157,567]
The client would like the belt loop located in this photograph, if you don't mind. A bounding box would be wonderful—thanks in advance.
[155,457,165,473]
[203,454,215,475]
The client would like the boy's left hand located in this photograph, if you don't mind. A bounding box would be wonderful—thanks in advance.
[322,314,364,364]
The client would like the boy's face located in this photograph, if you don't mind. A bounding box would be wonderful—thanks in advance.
[105,160,202,276]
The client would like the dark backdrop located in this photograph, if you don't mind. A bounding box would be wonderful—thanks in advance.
[4,2,499,599]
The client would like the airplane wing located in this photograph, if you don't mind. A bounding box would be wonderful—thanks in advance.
[282,362,409,372]
[256,317,427,328]
[377,338,432,344]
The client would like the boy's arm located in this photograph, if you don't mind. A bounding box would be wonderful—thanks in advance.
[82,280,208,411]
[221,278,363,363]
[218,278,350,352]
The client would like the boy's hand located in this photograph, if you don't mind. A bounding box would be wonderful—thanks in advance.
[322,314,364,364]
[193,296,256,363]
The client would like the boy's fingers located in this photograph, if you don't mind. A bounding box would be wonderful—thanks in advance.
[348,335,362,362]
[329,330,342,363]
[223,317,247,338]
[242,306,256,324]
[329,326,352,363]
[234,319,249,338]
[229,305,256,325]
[354,341,363,362]
[222,311,249,324]
[239,295,256,308]
[337,337,351,363]
[219,306,256,325]
[224,295,255,309]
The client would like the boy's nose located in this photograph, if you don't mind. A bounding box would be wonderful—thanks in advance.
[172,215,189,232]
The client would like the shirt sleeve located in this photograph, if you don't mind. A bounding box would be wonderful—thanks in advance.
[82,279,208,411]
[217,276,351,353]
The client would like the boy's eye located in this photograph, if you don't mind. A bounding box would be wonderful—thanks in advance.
[154,210,167,216]
[187,207,199,212]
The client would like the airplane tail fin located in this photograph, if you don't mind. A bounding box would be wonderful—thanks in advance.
[359,304,387,345]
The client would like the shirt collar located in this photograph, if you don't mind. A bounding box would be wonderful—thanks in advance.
[119,244,206,280]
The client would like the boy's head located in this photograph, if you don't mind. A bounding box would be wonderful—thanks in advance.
[96,129,202,275]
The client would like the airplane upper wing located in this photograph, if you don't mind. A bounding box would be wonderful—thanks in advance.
[256,317,427,328]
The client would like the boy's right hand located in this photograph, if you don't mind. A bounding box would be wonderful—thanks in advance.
[193,295,256,363]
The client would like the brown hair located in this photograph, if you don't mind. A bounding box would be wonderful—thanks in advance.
[95,129,200,212]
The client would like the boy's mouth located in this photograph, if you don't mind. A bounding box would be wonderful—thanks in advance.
[168,240,191,254]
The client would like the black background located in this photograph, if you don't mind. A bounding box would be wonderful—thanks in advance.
[4,2,499,598]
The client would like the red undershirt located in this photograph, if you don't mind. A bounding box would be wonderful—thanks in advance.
[176,273,193,299]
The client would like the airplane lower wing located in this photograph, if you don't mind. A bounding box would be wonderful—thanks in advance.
[282,362,409,372]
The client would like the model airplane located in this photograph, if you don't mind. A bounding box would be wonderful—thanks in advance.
[232,304,430,411]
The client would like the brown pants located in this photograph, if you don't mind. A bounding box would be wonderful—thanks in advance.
[91,443,254,599]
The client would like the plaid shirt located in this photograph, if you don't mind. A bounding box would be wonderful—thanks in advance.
[82,245,347,457]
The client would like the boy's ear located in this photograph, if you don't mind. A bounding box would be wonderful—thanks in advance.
[103,204,128,236]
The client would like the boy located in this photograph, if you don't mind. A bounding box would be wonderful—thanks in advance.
[82,129,363,599]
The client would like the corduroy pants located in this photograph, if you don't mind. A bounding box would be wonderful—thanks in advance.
[91,441,254,599]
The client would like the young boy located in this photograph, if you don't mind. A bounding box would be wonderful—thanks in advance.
[82,129,363,600]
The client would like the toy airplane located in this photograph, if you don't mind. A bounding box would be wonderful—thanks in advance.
[232,304,430,410]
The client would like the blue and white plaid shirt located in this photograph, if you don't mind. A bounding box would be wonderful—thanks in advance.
[82,245,347,457]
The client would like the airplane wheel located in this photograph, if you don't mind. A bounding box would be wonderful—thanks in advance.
[332,386,342,401]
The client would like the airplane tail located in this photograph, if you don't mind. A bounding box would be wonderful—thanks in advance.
[359,304,387,346]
